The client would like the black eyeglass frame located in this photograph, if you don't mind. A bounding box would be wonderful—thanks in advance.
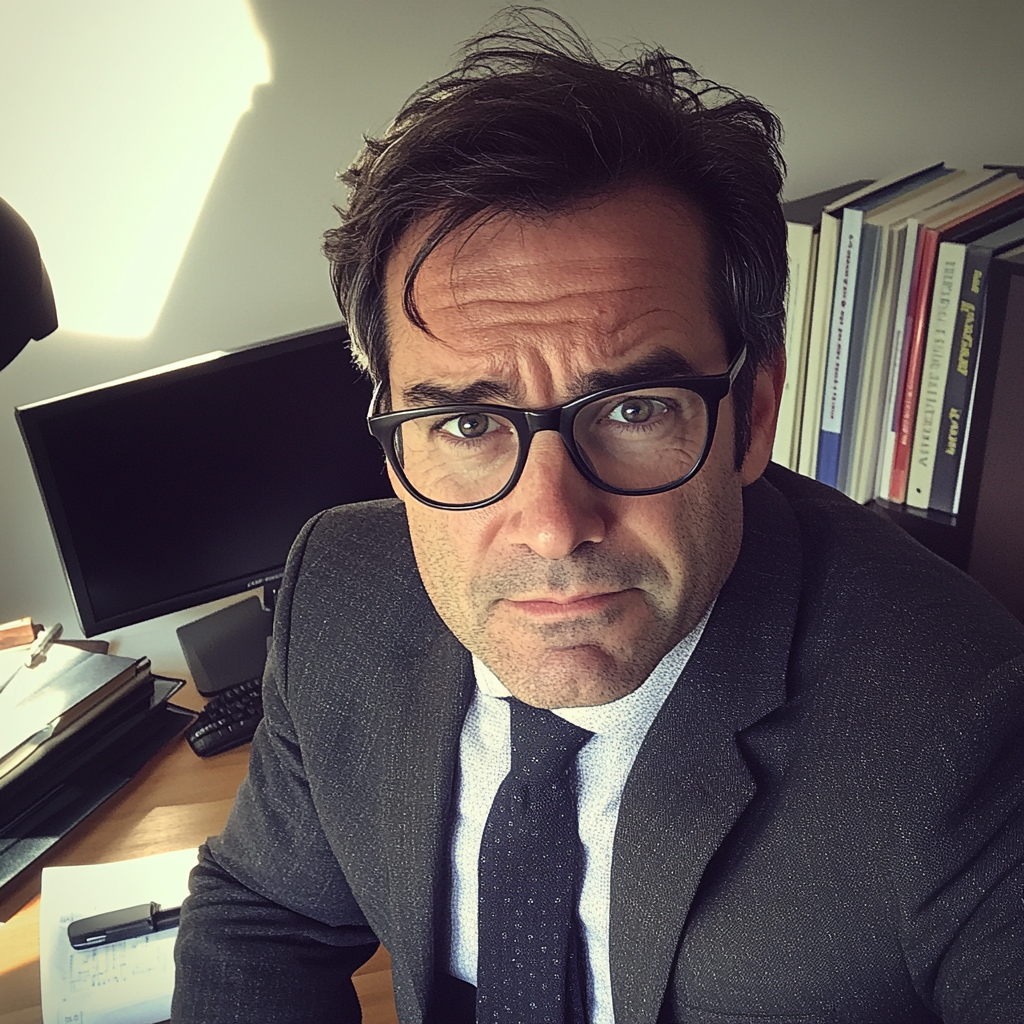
[367,343,748,511]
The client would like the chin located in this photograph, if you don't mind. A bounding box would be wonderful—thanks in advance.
[494,644,647,709]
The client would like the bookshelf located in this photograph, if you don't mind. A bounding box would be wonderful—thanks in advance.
[868,249,1024,622]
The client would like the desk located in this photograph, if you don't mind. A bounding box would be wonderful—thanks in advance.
[0,682,398,1024]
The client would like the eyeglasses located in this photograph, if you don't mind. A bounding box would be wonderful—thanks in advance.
[367,344,747,511]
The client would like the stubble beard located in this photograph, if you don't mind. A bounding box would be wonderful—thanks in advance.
[413,492,742,709]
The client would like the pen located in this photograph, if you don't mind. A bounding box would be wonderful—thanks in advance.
[0,621,63,697]
[26,621,62,668]
[67,902,181,949]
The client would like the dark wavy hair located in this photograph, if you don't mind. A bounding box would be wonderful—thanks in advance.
[323,7,787,465]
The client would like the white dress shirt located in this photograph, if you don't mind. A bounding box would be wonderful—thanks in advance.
[447,607,711,1024]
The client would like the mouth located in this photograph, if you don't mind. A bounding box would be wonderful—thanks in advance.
[501,590,630,619]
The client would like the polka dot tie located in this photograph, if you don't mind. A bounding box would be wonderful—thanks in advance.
[476,698,594,1024]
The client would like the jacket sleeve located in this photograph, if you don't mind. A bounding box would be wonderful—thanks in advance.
[171,844,378,1023]
[895,656,1024,1023]
[172,511,380,1022]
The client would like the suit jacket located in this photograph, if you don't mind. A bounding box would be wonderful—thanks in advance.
[172,466,1024,1024]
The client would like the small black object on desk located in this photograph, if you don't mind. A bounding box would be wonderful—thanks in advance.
[68,900,181,949]
[185,676,264,757]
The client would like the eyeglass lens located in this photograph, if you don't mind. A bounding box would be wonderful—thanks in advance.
[391,386,710,505]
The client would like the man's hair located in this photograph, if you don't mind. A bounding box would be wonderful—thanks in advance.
[324,7,787,465]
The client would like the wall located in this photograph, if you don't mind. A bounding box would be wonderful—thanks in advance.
[2,0,1023,675]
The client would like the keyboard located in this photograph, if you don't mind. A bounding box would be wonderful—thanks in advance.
[186,676,263,757]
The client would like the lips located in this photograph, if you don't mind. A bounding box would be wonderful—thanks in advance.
[502,590,627,618]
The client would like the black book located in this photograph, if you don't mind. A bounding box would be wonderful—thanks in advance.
[930,215,1024,514]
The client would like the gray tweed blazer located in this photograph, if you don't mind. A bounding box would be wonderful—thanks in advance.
[172,465,1024,1024]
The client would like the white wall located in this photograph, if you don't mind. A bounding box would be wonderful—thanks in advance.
[2,0,1023,675]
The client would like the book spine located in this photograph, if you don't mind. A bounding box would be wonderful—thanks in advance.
[930,247,993,513]
[876,222,918,498]
[836,222,883,496]
[848,227,900,504]
[816,207,865,487]
[773,222,816,469]
[889,227,941,501]
[906,241,968,509]
[797,212,842,477]
[951,293,990,515]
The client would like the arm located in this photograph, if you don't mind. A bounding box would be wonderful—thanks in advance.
[172,844,378,1023]
[896,657,1024,1022]
[172,511,381,1022]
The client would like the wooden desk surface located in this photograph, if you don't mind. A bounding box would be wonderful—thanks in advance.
[0,682,397,1024]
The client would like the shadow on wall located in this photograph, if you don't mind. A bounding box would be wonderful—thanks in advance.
[149,0,493,354]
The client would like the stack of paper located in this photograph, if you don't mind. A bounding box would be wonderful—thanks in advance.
[40,847,199,1024]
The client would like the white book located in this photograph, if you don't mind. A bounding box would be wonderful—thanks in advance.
[797,212,843,477]
[906,240,968,508]
[845,223,899,503]
[816,205,867,486]
[773,220,818,469]
[785,180,877,478]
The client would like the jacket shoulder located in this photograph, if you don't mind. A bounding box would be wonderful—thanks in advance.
[763,462,1024,648]
[277,498,445,674]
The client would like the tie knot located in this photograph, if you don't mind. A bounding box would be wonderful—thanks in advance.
[507,697,593,777]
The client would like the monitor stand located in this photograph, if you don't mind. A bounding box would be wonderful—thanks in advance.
[176,594,273,696]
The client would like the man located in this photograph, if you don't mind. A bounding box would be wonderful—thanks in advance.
[172,12,1024,1024]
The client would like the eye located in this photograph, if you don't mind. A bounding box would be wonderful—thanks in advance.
[608,396,666,424]
[438,412,496,439]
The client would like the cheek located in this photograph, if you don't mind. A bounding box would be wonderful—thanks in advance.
[403,504,495,610]
[635,456,743,608]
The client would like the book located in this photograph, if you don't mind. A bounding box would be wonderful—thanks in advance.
[906,240,969,508]
[776,180,873,470]
[0,660,154,829]
[814,164,949,488]
[903,185,1024,508]
[0,617,36,651]
[834,170,973,502]
[888,172,1024,502]
[0,677,192,914]
[838,170,982,503]
[875,171,1010,498]
[876,217,930,499]
[0,645,150,767]
[928,215,1024,514]
[796,184,874,477]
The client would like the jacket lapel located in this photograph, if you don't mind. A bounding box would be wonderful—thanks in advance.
[609,477,803,1024]
[371,614,474,1024]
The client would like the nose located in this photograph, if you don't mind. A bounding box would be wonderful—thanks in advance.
[501,430,608,559]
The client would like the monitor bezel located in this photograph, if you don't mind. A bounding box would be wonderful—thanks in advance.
[16,323,378,636]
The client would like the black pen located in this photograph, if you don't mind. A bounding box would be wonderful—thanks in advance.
[67,902,181,949]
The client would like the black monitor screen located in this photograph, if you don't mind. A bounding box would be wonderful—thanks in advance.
[17,324,392,635]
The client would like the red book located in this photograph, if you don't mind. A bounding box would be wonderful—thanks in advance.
[888,175,1024,502]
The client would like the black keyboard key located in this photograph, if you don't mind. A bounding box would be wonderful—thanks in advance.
[186,676,264,757]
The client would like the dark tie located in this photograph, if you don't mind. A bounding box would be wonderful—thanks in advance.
[476,697,594,1024]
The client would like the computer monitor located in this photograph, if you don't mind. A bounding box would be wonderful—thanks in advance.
[17,323,392,639]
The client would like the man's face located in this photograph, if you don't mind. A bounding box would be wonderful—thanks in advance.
[383,185,781,708]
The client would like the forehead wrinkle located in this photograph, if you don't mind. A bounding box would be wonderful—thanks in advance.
[438,277,674,324]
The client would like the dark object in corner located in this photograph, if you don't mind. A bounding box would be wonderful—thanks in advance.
[0,196,58,372]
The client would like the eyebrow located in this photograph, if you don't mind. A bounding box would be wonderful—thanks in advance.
[401,379,519,407]
[399,346,703,409]
[573,347,701,395]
